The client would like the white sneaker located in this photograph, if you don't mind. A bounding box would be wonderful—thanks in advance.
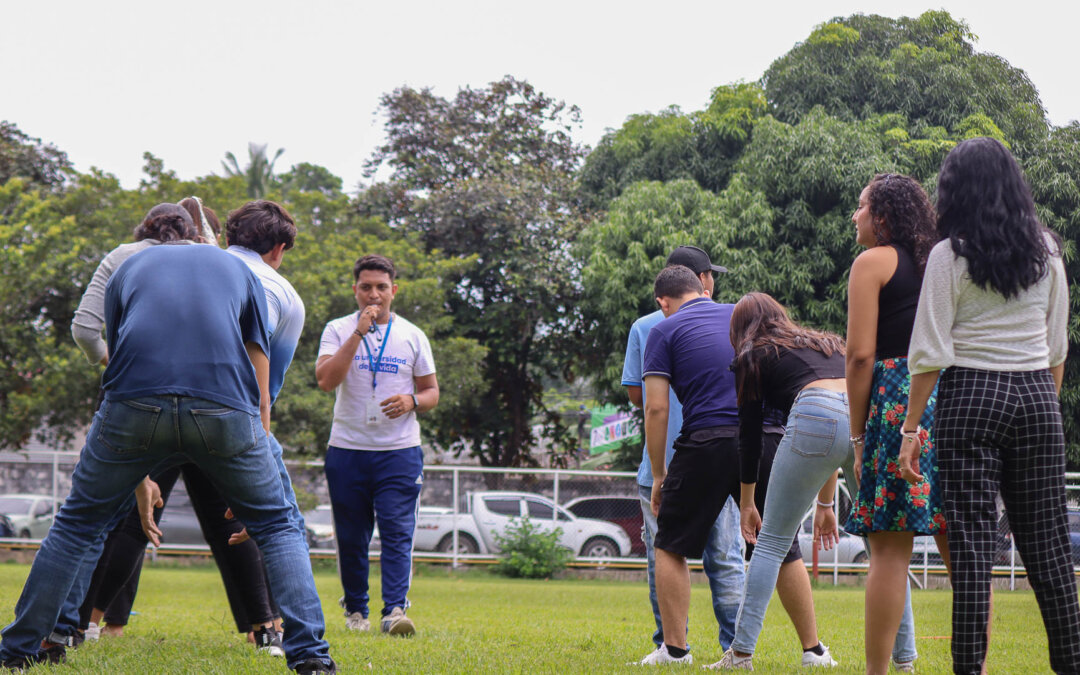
[637,644,692,665]
[83,623,101,642]
[344,611,371,632]
[704,648,752,670]
[380,607,415,636]
[801,643,838,668]
[891,657,915,673]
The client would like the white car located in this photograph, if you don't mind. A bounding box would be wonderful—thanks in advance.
[0,494,56,539]
[414,491,633,558]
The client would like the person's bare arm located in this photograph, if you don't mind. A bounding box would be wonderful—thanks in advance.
[899,370,941,483]
[626,385,642,408]
[1051,362,1065,394]
[245,342,271,433]
[316,307,379,391]
[643,376,670,516]
[846,249,891,491]
[382,373,440,418]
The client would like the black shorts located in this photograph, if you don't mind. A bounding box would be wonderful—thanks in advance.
[745,431,802,565]
[654,430,739,559]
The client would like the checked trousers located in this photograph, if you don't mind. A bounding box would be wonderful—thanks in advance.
[935,367,1080,675]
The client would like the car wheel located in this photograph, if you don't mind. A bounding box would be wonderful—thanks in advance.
[853,551,868,565]
[580,537,618,558]
[437,533,478,554]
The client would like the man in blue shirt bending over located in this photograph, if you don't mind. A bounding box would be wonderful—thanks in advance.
[0,242,335,674]
[623,246,744,657]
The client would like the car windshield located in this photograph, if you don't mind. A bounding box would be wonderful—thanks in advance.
[0,497,33,515]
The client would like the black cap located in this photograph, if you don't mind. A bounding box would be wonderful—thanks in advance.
[666,245,727,275]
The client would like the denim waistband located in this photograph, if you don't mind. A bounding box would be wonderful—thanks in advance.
[794,387,847,404]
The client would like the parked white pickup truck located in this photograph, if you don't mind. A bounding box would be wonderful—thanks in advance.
[414,491,633,558]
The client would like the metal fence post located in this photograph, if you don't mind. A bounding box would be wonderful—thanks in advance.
[452,467,460,569]
[553,470,560,526]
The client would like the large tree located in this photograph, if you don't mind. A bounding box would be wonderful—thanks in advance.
[576,10,1080,463]
[0,149,487,455]
[361,76,589,467]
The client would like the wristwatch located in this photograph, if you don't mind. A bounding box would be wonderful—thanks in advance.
[410,394,419,411]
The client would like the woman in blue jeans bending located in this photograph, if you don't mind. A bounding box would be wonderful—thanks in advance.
[709,292,851,670]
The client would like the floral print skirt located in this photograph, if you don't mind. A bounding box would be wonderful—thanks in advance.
[845,358,945,536]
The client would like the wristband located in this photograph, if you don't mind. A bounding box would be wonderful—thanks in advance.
[816,500,834,508]
[353,328,364,338]
[410,394,419,411]
[900,425,922,441]
[850,433,865,445]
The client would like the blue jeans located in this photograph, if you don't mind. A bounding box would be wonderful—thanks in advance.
[325,445,423,618]
[730,389,917,660]
[0,396,331,669]
[639,484,744,650]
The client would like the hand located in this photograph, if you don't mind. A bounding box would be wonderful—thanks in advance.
[650,482,662,517]
[136,477,164,547]
[898,432,925,484]
[381,393,415,419]
[740,503,761,545]
[356,305,380,335]
[224,508,251,545]
[852,439,864,492]
[814,504,838,552]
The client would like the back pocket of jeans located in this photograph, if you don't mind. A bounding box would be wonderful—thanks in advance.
[97,399,162,454]
[789,413,837,457]
[190,407,258,457]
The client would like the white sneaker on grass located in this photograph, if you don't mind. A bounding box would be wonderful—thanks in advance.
[380,607,415,636]
[801,643,838,667]
[637,644,692,665]
[891,657,915,673]
[703,648,752,670]
[83,623,101,642]
[344,611,371,632]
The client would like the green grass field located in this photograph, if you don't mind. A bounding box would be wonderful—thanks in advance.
[0,561,1062,673]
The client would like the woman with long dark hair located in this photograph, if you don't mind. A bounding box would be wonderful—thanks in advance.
[900,137,1080,674]
[845,173,948,674]
[709,292,850,670]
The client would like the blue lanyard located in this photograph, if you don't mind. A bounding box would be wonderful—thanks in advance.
[361,317,393,391]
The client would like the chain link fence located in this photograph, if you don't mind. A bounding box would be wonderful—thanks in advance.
[2,451,1078,586]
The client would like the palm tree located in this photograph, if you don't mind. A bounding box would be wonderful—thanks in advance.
[222,142,285,199]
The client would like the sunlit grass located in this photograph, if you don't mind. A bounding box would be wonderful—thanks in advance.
[0,561,1063,673]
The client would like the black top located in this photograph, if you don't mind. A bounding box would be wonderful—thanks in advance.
[876,246,920,360]
[738,346,846,483]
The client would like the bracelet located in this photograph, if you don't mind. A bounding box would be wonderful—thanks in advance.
[850,433,865,445]
[410,394,419,411]
[816,499,834,508]
[352,328,364,338]
[900,425,922,441]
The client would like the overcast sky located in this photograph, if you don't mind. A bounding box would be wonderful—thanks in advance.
[3,1,1076,192]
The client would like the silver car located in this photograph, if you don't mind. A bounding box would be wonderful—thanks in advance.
[0,494,56,539]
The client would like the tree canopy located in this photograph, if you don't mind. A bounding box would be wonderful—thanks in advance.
[576,10,1080,463]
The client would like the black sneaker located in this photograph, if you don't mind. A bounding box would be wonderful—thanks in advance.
[2,652,44,672]
[293,658,337,674]
[40,633,72,665]
[253,626,285,657]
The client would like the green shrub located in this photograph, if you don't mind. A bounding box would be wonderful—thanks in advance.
[491,517,573,579]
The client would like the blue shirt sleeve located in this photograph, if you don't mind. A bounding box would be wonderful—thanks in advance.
[642,326,672,380]
[239,272,271,359]
[621,322,643,387]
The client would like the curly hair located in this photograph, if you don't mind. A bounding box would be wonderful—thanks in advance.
[132,203,197,243]
[866,173,937,275]
[225,200,296,254]
[729,292,845,405]
[936,137,1059,299]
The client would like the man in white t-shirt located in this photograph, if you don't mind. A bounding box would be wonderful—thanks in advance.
[316,254,439,637]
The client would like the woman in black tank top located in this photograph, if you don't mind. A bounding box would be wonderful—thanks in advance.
[846,174,948,675]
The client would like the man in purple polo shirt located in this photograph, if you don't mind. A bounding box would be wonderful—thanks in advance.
[639,264,741,665]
